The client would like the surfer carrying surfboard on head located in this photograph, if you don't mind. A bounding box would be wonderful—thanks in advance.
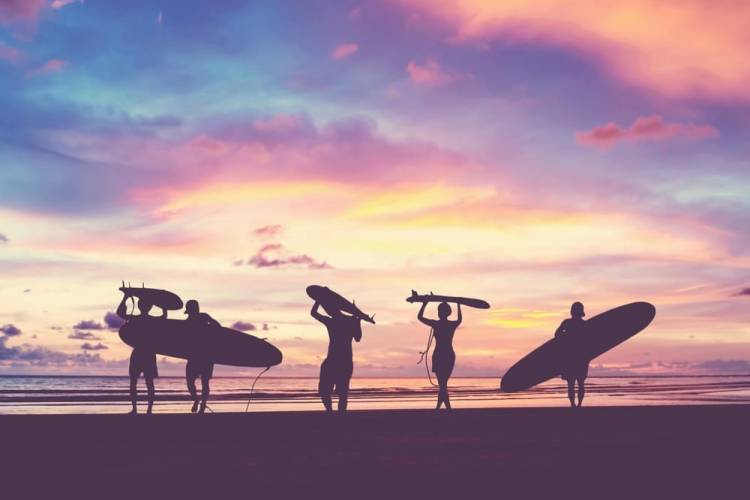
[408,291,489,410]
[184,299,220,414]
[116,291,167,415]
[555,302,588,408]
[417,302,461,410]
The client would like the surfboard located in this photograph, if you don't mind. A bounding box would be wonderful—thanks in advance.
[500,302,655,393]
[306,285,375,324]
[119,285,183,311]
[406,290,490,309]
[119,319,283,368]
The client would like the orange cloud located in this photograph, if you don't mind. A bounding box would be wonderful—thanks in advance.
[395,0,750,100]
[330,43,359,60]
[576,115,719,148]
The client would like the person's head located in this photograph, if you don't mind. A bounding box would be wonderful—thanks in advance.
[437,302,452,320]
[185,299,200,317]
[138,298,153,315]
[571,301,585,319]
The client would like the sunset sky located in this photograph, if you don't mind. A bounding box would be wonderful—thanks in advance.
[1,0,749,377]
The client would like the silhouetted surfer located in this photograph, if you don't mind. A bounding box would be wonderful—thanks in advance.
[555,302,588,407]
[418,302,462,410]
[184,299,219,413]
[311,301,362,412]
[116,293,165,414]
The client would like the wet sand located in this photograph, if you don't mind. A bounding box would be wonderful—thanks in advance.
[3,405,748,498]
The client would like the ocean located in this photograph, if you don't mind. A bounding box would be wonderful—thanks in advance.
[1,375,749,414]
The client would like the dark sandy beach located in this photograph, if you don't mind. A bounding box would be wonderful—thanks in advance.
[3,405,748,498]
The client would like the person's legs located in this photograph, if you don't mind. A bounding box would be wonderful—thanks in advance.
[186,365,199,412]
[318,361,333,411]
[145,376,155,414]
[199,374,210,413]
[576,377,585,407]
[437,373,451,410]
[336,375,351,413]
[567,379,576,407]
[129,375,138,414]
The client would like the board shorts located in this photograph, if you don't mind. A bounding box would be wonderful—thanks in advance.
[319,358,354,396]
[561,359,589,382]
[129,349,158,379]
[186,359,215,380]
[432,348,455,378]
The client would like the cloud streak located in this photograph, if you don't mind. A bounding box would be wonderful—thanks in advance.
[331,43,358,60]
[238,243,332,270]
[576,115,719,148]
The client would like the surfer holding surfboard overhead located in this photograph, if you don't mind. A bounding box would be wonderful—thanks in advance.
[116,284,180,415]
[407,290,490,411]
[307,285,375,413]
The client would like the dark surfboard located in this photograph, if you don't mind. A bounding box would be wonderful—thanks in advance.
[306,285,375,324]
[500,302,655,392]
[119,286,183,311]
[119,319,283,367]
[405,290,490,309]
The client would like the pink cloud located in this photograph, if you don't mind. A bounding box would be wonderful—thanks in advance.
[393,0,750,101]
[0,0,46,24]
[26,58,69,77]
[576,115,719,148]
[330,43,359,60]
[406,58,468,87]
[0,43,23,63]
[51,0,83,9]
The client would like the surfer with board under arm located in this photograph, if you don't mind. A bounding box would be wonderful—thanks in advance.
[555,302,588,407]
[184,299,220,414]
[408,291,490,411]
[116,290,168,415]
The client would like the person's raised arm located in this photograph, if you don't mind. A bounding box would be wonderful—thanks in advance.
[454,303,462,326]
[310,302,328,324]
[417,301,434,326]
[354,320,362,342]
[116,294,131,320]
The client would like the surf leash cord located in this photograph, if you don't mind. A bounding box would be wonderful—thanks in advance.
[417,328,437,387]
[244,366,271,412]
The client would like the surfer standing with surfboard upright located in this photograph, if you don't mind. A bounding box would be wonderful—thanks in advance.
[116,292,165,415]
[555,302,588,408]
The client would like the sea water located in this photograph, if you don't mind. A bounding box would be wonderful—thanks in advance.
[1,375,749,414]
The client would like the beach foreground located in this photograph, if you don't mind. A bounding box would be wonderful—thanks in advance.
[3,405,748,498]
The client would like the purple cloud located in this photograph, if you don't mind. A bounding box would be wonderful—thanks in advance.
[0,233,7,243]
[0,324,22,337]
[68,331,101,341]
[735,288,750,297]
[252,225,283,238]
[81,342,109,351]
[73,320,104,330]
[103,312,126,330]
[231,321,257,332]
[0,336,104,365]
[239,243,331,270]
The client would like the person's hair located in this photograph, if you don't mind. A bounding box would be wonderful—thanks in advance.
[437,302,452,319]
[186,299,200,314]
[571,301,585,318]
